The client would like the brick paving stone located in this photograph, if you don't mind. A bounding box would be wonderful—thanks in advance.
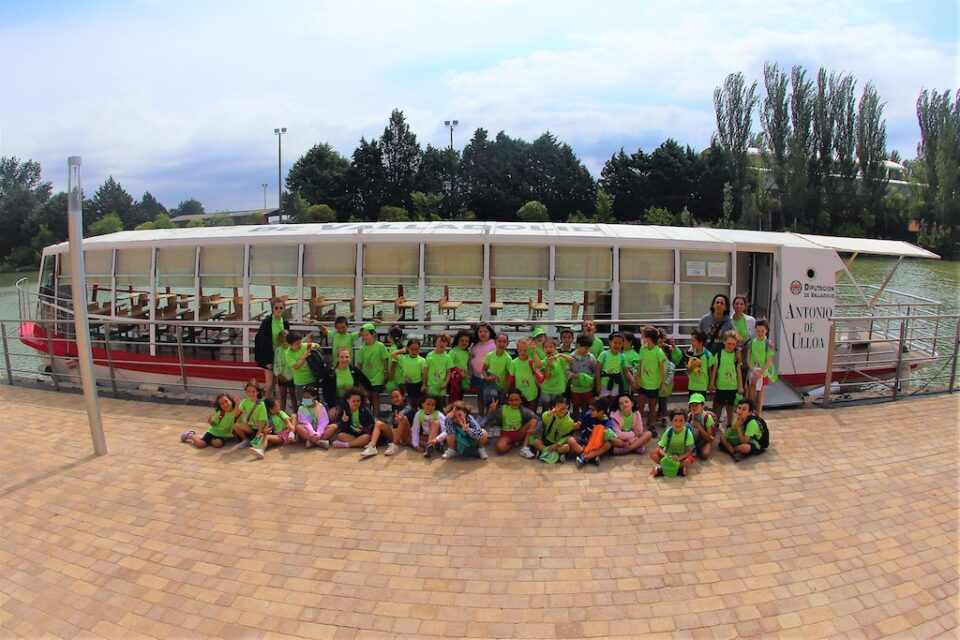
[0,385,956,638]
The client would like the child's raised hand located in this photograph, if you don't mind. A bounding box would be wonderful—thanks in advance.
[488,398,498,411]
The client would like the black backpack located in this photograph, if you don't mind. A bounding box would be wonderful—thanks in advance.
[306,347,331,380]
[746,415,770,452]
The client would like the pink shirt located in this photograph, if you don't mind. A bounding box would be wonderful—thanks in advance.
[469,340,496,378]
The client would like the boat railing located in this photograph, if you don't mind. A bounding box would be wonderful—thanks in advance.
[822,312,960,406]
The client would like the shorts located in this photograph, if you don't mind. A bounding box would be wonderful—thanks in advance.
[276,429,296,445]
[499,429,527,445]
[539,391,565,406]
[368,384,385,393]
[654,450,695,464]
[201,431,233,445]
[723,430,760,451]
[570,391,594,407]
[598,387,624,398]
[637,387,660,399]
[714,389,738,405]
[481,383,501,406]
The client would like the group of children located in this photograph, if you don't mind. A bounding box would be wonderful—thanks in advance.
[181,316,772,474]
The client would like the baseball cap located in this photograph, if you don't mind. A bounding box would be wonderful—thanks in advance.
[362,322,376,332]
[688,392,706,405]
[531,327,546,338]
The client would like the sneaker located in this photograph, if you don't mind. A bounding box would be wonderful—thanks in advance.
[732,451,742,463]
[613,447,629,455]
[559,454,566,464]
[424,443,436,458]
[593,456,601,468]
[180,430,195,443]
[360,445,378,458]
[234,439,251,450]
[384,443,400,456]
[249,447,265,459]
[441,448,456,459]
[287,432,297,445]
[576,454,586,469]
[332,440,350,449]
[476,447,488,460]
[317,439,330,450]
[518,446,537,459]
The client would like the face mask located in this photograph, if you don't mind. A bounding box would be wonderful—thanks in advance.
[302,398,314,407]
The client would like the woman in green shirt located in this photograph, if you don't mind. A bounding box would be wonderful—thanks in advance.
[321,348,372,414]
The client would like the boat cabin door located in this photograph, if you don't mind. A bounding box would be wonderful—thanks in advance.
[736,251,774,320]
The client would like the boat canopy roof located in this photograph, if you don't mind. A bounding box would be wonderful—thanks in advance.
[43,221,939,259]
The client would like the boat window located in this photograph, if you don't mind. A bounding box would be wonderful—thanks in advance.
[424,244,483,321]
[620,249,674,322]
[556,247,612,322]
[157,247,196,287]
[38,255,57,321]
[490,245,548,288]
[250,245,299,321]
[364,244,419,285]
[116,248,151,287]
[199,246,243,287]
[303,244,356,321]
[679,251,730,326]
[60,250,112,309]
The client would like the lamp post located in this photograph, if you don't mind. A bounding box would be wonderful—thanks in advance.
[274,127,286,219]
[444,119,458,149]
[261,183,268,211]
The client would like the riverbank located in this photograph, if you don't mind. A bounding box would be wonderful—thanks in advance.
[0,385,956,638]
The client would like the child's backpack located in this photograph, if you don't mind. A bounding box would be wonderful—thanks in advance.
[453,423,477,456]
[306,347,332,380]
[448,367,464,402]
[746,415,770,452]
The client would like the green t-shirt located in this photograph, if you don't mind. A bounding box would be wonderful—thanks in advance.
[686,349,712,392]
[638,345,666,390]
[237,398,267,429]
[725,417,762,447]
[334,367,355,399]
[716,348,739,391]
[271,316,284,349]
[732,315,749,343]
[508,357,539,401]
[425,350,453,395]
[450,346,470,377]
[208,409,236,438]
[540,357,568,395]
[599,350,627,389]
[618,410,635,432]
[589,336,604,359]
[483,350,513,391]
[748,337,772,373]
[658,426,695,455]
[331,330,361,358]
[541,412,576,444]
[397,354,426,384]
[357,340,389,386]
[267,410,290,434]
[623,348,640,372]
[501,405,523,432]
[284,343,317,386]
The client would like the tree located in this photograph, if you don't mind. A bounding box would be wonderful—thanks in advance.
[379,109,422,209]
[811,68,837,233]
[713,72,759,223]
[87,212,123,236]
[525,132,595,221]
[642,206,676,226]
[203,213,234,227]
[831,73,859,232]
[134,191,167,226]
[0,157,51,263]
[517,200,549,221]
[281,191,309,222]
[415,145,463,217]
[87,176,137,229]
[594,189,613,222]
[379,205,410,221]
[297,204,337,223]
[170,198,205,217]
[784,65,816,230]
[286,143,349,212]
[761,62,790,228]
[646,139,700,214]
[856,82,888,232]
[916,89,960,237]
[462,129,531,220]
[344,138,386,219]
[599,149,651,220]
[410,191,442,221]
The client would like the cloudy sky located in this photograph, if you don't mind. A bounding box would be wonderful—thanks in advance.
[0,0,956,212]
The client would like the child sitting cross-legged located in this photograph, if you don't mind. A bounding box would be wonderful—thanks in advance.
[428,401,489,460]
[181,393,238,449]
[574,396,617,469]
[484,389,539,458]
[531,396,580,464]
[610,394,652,455]
[650,410,696,477]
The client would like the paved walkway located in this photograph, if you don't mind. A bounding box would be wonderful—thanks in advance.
[0,385,957,639]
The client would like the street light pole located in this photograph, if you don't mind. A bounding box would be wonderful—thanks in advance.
[444,119,459,149]
[274,127,286,219]
[261,183,268,211]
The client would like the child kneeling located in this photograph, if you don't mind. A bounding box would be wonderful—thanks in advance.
[650,410,695,477]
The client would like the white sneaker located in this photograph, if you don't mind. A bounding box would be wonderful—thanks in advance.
[519,446,536,459]
[384,443,400,456]
[287,432,297,444]
[305,439,314,449]
[360,445,378,458]
[249,447,265,459]
[441,448,456,459]
[317,439,330,450]
[477,447,488,460]
[235,439,251,450]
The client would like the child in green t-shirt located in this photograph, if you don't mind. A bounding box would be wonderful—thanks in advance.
[249,398,296,460]
[318,316,361,361]
[709,330,743,429]
[635,326,666,430]
[581,319,604,359]
[485,389,540,458]
[686,392,717,460]
[596,332,634,399]
[539,337,572,412]
[182,393,237,448]
[481,333,512,406]
[684,330,713,397]
[390,338,427,408]
[720,398,764,462]
[283,331,322,407]
[449,330,473,397]
[508,337,541,409]
[357,322,389,416]
[424,333,454,404]
[558,328,575,355]
[532,396,580,463]
[610,394,652,455]
[233,381,268,448]
[650,410,695,477]
[744,319,775,415]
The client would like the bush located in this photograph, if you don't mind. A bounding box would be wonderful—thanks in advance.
[517,200,549,221]
[642,207,676,226]
[379,206,409,221]
[299,204,337,223]
[87,213,123,236]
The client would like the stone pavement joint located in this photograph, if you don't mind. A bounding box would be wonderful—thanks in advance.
[0,385,957,638]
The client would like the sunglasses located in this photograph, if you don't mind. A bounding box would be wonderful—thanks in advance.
[273,305,284,310]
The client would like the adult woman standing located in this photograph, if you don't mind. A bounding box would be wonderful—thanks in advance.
[698,294,734,354]
[254,297,289,399]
